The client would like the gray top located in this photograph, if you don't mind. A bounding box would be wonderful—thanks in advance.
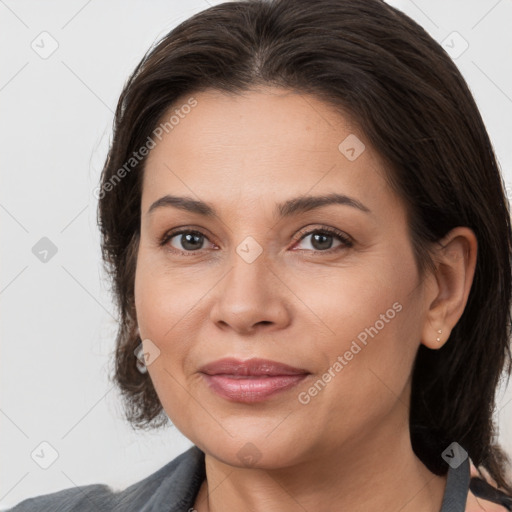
[5,445,476,511]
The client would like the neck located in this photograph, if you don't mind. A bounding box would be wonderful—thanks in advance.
[194,406,447,512]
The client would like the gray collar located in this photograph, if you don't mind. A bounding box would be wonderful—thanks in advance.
[439,455,470,512]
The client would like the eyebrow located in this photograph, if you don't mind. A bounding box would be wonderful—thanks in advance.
[147,193,371,218]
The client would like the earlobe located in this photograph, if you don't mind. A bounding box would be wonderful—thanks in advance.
[420,227,478,350]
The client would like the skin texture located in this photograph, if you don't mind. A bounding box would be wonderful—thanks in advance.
[134,87,478,512]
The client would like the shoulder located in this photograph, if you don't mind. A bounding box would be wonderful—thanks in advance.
[466,487,511,511]
[465,458,512,512]
[5,483,115,512]
[5,445,204,512]
[466,488,511,511]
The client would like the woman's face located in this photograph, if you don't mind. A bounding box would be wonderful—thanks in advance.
[134,87,431,467]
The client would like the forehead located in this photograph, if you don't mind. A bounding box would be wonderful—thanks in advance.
[140,87,397,217]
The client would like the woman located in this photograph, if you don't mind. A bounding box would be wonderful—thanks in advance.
[8,0,512,510]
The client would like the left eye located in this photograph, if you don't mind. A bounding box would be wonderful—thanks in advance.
[294,229,352,252]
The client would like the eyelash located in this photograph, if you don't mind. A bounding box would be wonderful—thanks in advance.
[159,226,353,256]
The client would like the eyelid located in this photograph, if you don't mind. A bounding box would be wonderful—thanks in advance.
[292,225,353,252]
[159,227,217,253]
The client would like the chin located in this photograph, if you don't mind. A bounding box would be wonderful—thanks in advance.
[195,430,310,470]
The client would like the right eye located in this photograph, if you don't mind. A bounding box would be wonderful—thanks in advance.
[160,229,216,255]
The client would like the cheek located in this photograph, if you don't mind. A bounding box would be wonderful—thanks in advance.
[307,253,421,403]
[304,262,411,352]
[298,306,418,443]
[134,250,209,347]
[134,260,199,430]
[134,250,211,414]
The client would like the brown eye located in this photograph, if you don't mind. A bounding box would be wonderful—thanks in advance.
[160,229,214,254]
[170,232,206,251]
[294,227,353,253]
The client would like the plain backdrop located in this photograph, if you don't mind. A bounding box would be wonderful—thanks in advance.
[1,0,511,509]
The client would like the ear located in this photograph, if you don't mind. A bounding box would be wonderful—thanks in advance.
[420,227,478,349]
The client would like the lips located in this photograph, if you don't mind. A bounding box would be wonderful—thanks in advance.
[199,358,310,403]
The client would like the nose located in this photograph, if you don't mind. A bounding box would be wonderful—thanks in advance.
[208,248,292,335]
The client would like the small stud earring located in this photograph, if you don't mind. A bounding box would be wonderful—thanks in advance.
[436,329,442,343]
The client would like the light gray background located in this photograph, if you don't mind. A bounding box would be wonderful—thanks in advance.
[1,0,511,509]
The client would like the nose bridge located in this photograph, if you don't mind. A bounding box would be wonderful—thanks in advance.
[209,238,290,332]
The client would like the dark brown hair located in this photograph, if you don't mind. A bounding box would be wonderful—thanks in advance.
[97,0,512,493]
